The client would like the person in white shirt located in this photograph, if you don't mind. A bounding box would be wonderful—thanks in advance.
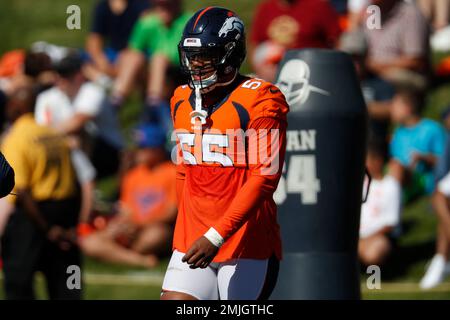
[35,54,124,177]
[359,139,402,266]
[35,54,124,224]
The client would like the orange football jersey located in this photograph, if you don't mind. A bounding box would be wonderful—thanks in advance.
[171,75,289,262]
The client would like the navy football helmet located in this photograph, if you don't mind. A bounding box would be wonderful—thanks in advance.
[178,7,246,92]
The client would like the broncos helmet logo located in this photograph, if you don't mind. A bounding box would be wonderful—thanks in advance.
[218,16,244,38]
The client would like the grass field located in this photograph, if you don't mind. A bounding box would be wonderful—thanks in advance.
[1,0,450,300]
[1,196,449,300]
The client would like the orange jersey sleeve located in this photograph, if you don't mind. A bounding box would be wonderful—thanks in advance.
[212,116,287,240]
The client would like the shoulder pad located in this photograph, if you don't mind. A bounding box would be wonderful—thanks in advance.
[232,78,289,120]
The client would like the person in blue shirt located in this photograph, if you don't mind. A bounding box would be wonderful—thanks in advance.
[389,85,446,201]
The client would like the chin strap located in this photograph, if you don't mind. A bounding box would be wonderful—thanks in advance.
[190,86,208,126]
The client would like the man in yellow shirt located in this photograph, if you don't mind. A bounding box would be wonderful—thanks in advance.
[1,85,81,300]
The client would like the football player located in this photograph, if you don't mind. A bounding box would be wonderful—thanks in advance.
[161,7,289,300]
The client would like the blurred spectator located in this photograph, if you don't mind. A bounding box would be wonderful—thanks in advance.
[1,85,81,300]
[0,50,55,95]
[34,55,97,230]
[249,0,342,82]
[363,0,430,88]
[388,85,446,202]
[350,0,439,32]
[417,0,449,31]
[359,139,401,266]
[31,42,71,63]
[330,0,349,14]
[110,0,190,123]
[347,0,369,30]
[85,0,150,80]
[135,64,179,133]
[35,54,124,180]
[79,124,176,268]
[0,51,55,130]
[329,0,351,31]
[339,29,395,145]
[420,106,450,289]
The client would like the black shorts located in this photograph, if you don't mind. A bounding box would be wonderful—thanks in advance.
[1,197,82,300]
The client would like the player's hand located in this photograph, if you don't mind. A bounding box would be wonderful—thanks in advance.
[182,236,219,269]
